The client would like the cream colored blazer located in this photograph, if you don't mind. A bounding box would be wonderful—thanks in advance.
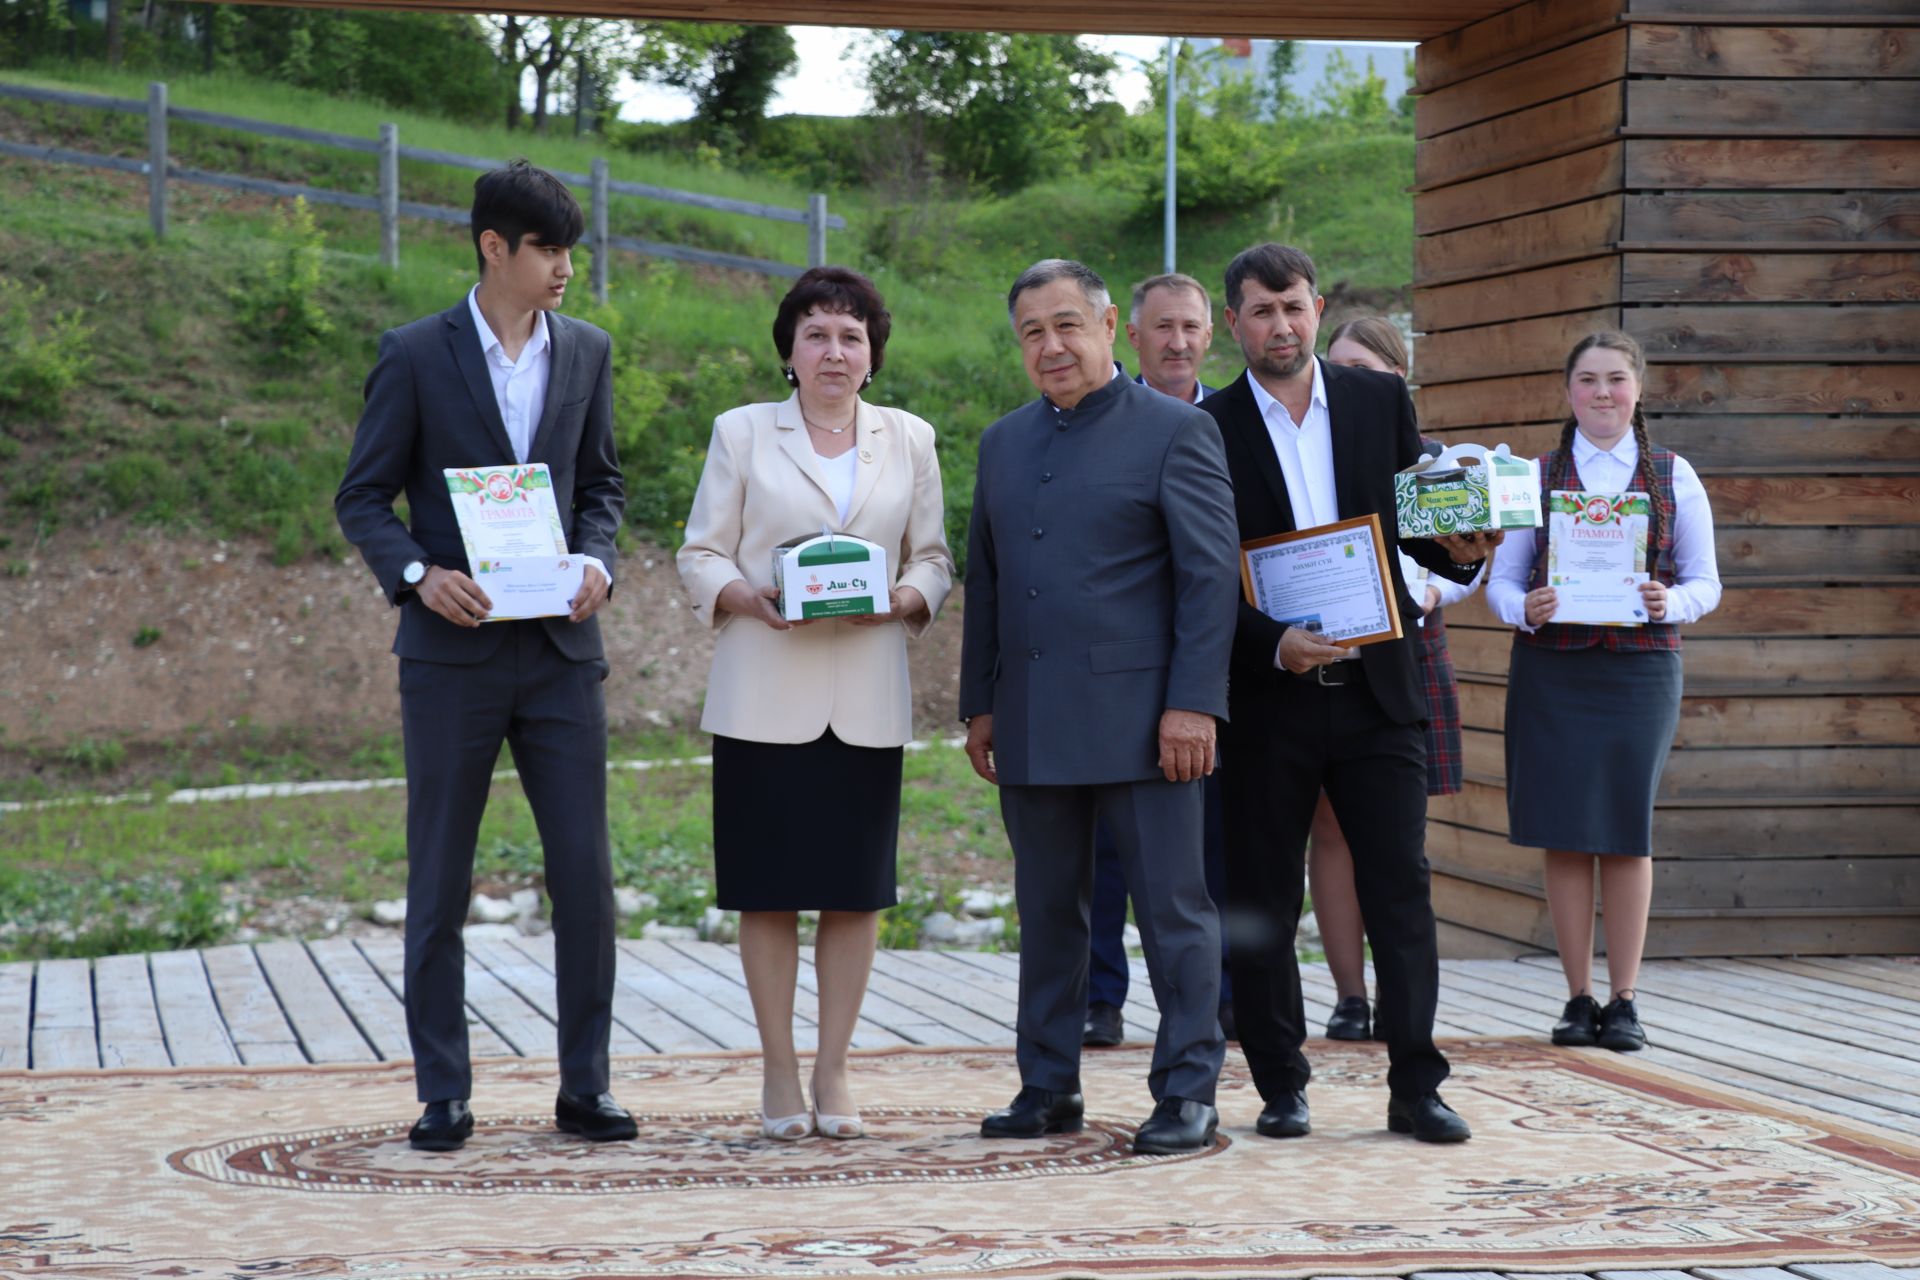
[677,393,954,747]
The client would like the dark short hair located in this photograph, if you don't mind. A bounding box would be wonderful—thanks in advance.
[471,160,584,275]
[1224,243,1319,312]
[1008,258,1111,320]
[772,266,892,374]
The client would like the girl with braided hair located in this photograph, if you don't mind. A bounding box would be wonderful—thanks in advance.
[1308,314,1483,1043]
[1487,330,1722,1052]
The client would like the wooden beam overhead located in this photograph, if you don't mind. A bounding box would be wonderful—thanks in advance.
[205,0,1518,41]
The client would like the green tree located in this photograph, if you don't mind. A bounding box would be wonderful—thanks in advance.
[1266,39,1302,117]
[649,23,798,148]
[863,31,1117,193]
[1314,48,1392,124]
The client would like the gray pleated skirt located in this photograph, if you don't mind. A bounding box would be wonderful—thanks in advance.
[1504,643,1683,857]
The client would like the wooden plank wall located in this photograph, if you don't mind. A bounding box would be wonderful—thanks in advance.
[1409,0,1920,957]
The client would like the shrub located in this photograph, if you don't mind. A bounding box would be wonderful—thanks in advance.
[0,276,93,423]
[234,196,333,364]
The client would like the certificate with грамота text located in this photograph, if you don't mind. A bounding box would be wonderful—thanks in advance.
[1240,513,1404,648]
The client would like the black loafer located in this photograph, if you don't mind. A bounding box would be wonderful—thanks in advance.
[1387,1091,1471,1143]
[1082,1001,1124,1048]
[1552,994,1604,1046]
[1254,1088,1311,1138]
[1597,996,1647,1052]
[408,1098,473,1151]
[1325,996,1371,1041]
[556,1090,638,1141]
[981,1086,1084,1138]
[1133,1096,1218,1154]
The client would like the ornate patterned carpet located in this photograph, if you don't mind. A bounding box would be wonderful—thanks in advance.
[5,1040,1918,1278]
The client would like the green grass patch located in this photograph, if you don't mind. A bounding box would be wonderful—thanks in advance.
[0,740,1012,960]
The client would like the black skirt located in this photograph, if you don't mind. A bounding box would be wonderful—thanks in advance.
[1504,643,1683,857]
[710,729,902,911]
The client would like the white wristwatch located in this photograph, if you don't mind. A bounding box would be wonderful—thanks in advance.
[402,560,428,587]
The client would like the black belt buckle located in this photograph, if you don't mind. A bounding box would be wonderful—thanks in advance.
[1316,661,1356,687]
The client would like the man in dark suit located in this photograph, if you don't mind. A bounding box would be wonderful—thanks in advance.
[336,161,634,1151]
[1082,271,1230,1050]
[1198,243,1498,1145]
[960,259,1240,1155]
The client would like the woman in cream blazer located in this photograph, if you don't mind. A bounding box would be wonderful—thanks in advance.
[678,266,953,1144]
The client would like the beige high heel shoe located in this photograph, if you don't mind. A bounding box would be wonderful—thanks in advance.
[811,1087,864,1140]
[761,1108,813,1141]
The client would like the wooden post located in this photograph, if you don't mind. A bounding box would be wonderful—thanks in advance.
[378,123,399,270]
[806,193,827,268]
[591,157,609,306]
[146,81,167,240]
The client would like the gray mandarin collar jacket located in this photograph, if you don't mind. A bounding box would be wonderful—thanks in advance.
[959,374,1240,786]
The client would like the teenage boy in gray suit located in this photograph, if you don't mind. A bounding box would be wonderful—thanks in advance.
[336,161,632,1151]
[959,259,1240,1155]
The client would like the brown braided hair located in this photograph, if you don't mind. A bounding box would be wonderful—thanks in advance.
[1560,330,1660,556]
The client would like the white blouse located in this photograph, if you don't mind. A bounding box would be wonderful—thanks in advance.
[1488,432,1723,631]
[814,445,859,527]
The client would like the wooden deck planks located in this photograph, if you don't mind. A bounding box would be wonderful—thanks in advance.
[15,948,1920,1168]
[253,940,377,1064]
[470,935,652,1058]
[148,950,240,1066]
[200,944,305,1066]
[1449,960,1920,1132]
[92,953,169,1069]
[353,935,518,1059]
[31,958,97,1069]
[0,961,36,1068]
[306,938,412,1061]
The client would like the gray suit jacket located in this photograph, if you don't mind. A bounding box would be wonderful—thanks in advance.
[335,300,625,665]
[959,374,1239,786]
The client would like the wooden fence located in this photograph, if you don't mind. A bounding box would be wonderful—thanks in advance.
[0,78,845,291]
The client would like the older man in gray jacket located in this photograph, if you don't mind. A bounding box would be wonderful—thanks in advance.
[960,259,1240,1154]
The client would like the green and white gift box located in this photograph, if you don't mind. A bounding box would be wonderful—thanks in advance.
[1394,441,1543,539]
[772,532,889,621]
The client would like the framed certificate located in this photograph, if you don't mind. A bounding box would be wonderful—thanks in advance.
[1240,513,1404,648]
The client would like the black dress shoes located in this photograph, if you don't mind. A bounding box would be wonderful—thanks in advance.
[409,1098,473,1151]
[981,1086,1085,1138]
[1387,1091,1471,1143]
[1325,996,1372,1041]
[1082,1001,1125,1048]
[1254,1089,1311,1138]
[1134,1097,1218,1155]
[1552,993,1604,1046]
[556,1090,638,1141]
[1597,996,1647,1052]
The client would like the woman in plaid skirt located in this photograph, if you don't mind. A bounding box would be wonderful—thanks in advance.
[1307,315,1481,1043]
[1487,331,1721,1053]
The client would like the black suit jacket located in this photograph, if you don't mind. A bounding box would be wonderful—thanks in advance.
[1199,362,1474,729]
[335,299,624,665]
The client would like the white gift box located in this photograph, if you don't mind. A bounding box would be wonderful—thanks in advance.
[771,532,889,621]
[1395,441,1543,539]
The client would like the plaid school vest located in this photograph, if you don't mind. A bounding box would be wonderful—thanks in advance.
[1520,441,1681,653]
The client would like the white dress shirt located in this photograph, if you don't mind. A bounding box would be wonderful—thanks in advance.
[1488,432,1721,630]
[468,286,548,465]
[465,287,608,587]
[1248,359,1338,531]
[1250,360,1356,663]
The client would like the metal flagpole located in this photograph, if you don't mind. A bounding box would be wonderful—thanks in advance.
[1163,37,1177,273]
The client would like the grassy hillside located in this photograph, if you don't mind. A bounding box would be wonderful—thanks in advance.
[0,64,1415,570]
